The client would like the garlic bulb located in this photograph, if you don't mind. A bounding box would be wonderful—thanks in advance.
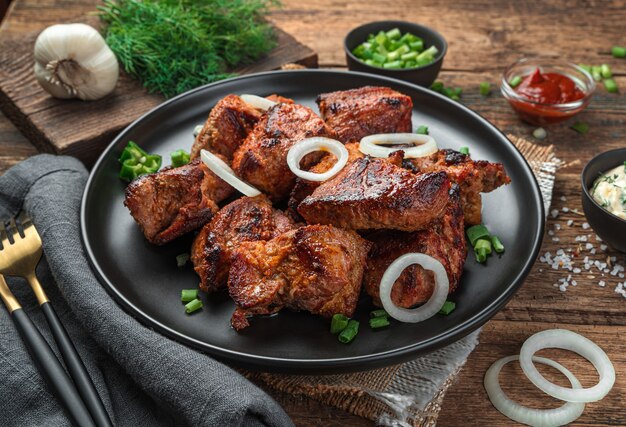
[34,23,119,101]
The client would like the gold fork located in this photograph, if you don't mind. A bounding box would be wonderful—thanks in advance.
[0,214,111,427]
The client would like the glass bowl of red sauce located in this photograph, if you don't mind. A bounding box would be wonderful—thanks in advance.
[501,58,595,125]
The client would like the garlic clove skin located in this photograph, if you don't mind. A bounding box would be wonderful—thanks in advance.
[34,23,119,101]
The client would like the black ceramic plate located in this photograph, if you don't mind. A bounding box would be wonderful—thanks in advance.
[81,70,544,373]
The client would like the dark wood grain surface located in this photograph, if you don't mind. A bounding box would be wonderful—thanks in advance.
[1,1,625,426]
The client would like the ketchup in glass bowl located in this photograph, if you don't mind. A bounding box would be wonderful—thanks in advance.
[501,58,595,125]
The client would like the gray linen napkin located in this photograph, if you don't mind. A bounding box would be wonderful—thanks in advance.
[0,154,294,427]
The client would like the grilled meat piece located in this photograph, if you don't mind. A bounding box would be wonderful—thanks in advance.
[190,95,262,161]
[287,142,364,219]
[125,159,233,245]
[232,103,337,202]
[405,149,510,225]
[191,195,296,293]
[228,225,370,330]
[316,86,413,143]
[364,186,467,308]
[297,154,451,231]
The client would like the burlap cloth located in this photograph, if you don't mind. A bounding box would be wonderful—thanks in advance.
[245,135,562,426]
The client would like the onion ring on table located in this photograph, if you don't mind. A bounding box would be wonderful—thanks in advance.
[519,329,615,403]
[200,149,261,197]
[240,94,277,111]
[379,253,449,323]
[286,137,349,182]
[484,355,585,427]
[359,133,437,159]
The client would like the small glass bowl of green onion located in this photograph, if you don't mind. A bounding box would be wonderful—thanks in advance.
[345,21,447,87]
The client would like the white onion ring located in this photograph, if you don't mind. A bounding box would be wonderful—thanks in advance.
[484,355,585,427]
[519,329,615,403]
[286,137,349,182]
[240,94,277,111]
[200,149,261,197]
[379,253,449,323]
[359,133,437,159]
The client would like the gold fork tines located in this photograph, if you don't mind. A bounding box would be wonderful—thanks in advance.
[0,214,49,305]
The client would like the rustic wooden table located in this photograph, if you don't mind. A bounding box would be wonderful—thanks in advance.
[1,1,625,426]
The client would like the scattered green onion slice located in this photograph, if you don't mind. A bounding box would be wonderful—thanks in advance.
[475,238,492,255]
[439,300,456,315]
[338,320,359,344]
[369,317,390,329]
[532,127,547,140]
[170,149,190,168]
[604,78,618,93]
[491,235,505,254]
[611,46,626,58]
[370,309,389,318]
[479,82,491,96]
[466,224,490,246]
[176,253,190,267]
[330,314,349,334]
[185,298,203,314]
[591,66,603,82]
[570,121,589,134]
[578,64,592,73]
[600,64,612,79]
[181,289,198,303]
[508,75,522,88]
[475,248,488,263]
[416,125,429,135]
[459,146,470,155]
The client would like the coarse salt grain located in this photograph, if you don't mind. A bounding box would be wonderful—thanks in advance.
[599,280,606,287]
[562,207,570,212]
[601,244,608,251]
[582,222,590,229]
[550,209,559,218]
[567,220,574,226]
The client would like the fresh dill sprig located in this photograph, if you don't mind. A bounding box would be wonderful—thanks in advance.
[98,0,278,98]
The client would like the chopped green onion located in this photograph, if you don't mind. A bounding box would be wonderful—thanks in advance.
[184,298,203,314]
[370,309,389,318]
[369,317,390,329]
[491,235,505,254]
[459,146,470,155]
[401,51,418,61]
[611,46,626,58]
[475,238,492,255]
[466,224,490,246]
[600,64,612,79]
[383,60,403,69]
[578,64,592,73]
[386,28,401,40]
[591,66,603,82]
[416,125,429,135]
[338,320,359,344]
[374,32,387,46]
[118,141,162,182]
[475,248,488,263]
[170,149,190,168]
[508,75,522,88]
[181,289,198,303]
[439,301,456,315]
[372,52,387,64]
[570,121,589,134]
[176,253,190,267]
[386,50,400,61]
[532,127,547,140]
[604,78,618,93]
[479,82,491,96]
[409,40,424,51]
[330,314,349,334]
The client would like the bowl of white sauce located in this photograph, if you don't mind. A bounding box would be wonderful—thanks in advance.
[582,148,626,253]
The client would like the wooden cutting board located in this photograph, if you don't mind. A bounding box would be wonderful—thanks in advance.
[0,0,317,166]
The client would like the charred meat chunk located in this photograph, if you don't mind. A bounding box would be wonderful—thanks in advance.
[232,103,337,202]
[191,195,296,293]
[190,95,262,161]
[316,86,413,143]
[124,159,232,245]
[406,149,510,225]
[297,155,451,231]
[364,186,467,308]
[287,142,364,219]
[228,225,370,330]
